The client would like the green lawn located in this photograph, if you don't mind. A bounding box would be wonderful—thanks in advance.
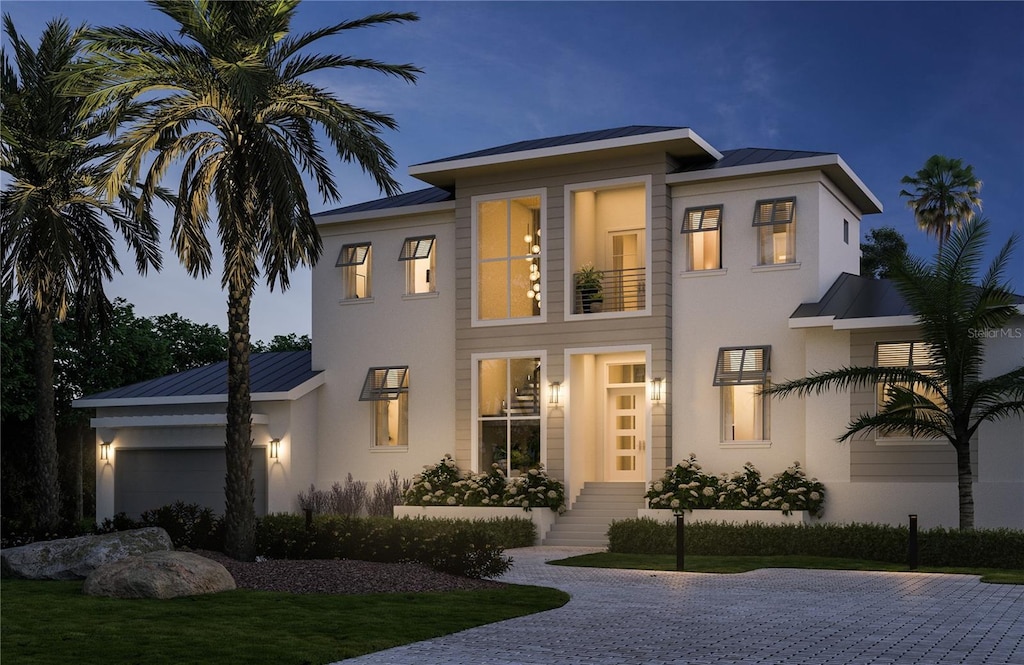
[1,580,569,665]
[549,552,1024,584]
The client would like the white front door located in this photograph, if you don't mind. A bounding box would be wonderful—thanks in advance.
[606,387,645,481]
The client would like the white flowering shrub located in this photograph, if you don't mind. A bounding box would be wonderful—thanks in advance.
[403,454,461,505]
[646,456,826,517]
[404,456,566,512]
[504,466,566,512]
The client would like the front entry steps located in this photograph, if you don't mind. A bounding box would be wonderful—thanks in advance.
[543,482,646,547]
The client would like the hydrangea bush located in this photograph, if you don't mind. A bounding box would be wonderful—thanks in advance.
[405,456,566,513]
[646,455,825,517]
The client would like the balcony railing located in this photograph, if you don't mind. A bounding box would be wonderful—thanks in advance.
[572,267,646,314]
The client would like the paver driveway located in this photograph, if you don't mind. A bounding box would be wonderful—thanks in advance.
[337,546,1024,665]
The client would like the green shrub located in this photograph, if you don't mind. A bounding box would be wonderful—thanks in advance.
[607,519,1024,569]
[253,514,521,578]
[646,455,825,516]
[95,502,223,550]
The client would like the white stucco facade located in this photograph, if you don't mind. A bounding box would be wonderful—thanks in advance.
[77,126,1023,529]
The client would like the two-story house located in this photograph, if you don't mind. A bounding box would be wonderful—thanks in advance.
[77,125,1023,536]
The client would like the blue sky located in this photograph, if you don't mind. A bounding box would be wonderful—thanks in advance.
[4,1,1023,342]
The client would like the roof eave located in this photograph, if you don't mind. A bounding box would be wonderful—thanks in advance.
[667,154,883,215]
[409,128,722,188]
[72,372,325,409]
[315,199,455,226]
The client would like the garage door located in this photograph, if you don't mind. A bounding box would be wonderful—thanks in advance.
[115,448,267,518]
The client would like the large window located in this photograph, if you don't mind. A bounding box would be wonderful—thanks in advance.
[476,195,542,321]
[682,205,722,271]
[400,235,436,295]
[337,242,372,299]
[714,346,770,442]
[753,197,795,265]
[875,341,943,438]
[569,180,648,314]
[360,366,408,447]
[477,357,541,475]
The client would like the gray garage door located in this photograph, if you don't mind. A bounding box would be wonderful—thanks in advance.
[115,448,268,518]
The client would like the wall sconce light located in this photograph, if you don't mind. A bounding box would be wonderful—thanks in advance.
[100,442,111,462]
[651,377,664,403]
[549,381,561,406]
[269,438,281,459]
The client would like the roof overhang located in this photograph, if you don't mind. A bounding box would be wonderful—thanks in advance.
[91,413,271,430]
[789,314,920,330]
[409,128,722,189]
[72,372,325,409]
[315,199,455,226]
[667,154,883,215]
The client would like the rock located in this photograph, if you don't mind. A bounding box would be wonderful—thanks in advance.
[83,551,236,599]
[1,527,174,580]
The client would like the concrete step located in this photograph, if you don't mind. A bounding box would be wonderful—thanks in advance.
[544,535,609,547]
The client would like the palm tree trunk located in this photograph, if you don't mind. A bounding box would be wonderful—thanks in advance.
[222,281,256,560]
[31,302,61,533]
[955,442,974,531]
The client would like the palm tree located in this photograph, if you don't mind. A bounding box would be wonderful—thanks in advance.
[1,15,162,532]
[68,0,420,559]
[899,154,982,248]
[766,219,1023,530]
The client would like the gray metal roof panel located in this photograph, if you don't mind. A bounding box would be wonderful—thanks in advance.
[417,125,684,165]
[81,351,320,401]
[316,186,454,217]
[791,273,913,320]
[675,148,833,173]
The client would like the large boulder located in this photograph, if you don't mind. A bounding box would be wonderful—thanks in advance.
[1,527,173,580]
[83,551,236,599]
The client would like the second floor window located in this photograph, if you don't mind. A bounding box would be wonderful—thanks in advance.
[400,235,436,295]
[753,197,796,265]
[476,194,543,321]
[682,205,722,271]
[337,242,372,299]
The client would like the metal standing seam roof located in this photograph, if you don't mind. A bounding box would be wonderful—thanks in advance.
[78,351,321,401]
[790,273,914,320]
[673,147,834,173]
[316,186,454,217]
[415,125,685,166]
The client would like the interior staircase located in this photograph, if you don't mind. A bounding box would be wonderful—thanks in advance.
[543,482,646,547]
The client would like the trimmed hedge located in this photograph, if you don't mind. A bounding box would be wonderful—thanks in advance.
[607,518,1024,569]
[255,515,534,578]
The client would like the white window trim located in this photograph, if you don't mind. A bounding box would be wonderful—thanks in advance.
[751,262,801,273]
[470,350,547,473]
[471,189,547,327]
[564,175,653,321]
[679,268,728,279]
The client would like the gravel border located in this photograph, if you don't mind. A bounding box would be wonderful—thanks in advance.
[195,551,506,595]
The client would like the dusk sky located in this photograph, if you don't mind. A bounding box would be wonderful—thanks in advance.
[4,1,1023,343]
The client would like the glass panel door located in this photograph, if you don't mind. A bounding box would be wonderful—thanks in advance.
[606,387,645,481]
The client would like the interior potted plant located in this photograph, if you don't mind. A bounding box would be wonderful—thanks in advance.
[574,263,604,313]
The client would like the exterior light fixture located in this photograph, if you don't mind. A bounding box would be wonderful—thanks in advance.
[100,442,111,462]
[549,381,561,405]
[269,438,281,459]
[651,377,664,403]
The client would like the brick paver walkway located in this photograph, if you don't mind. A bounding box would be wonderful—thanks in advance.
[336,546,1024,664]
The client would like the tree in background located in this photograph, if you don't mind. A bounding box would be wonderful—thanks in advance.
[252,333,312,353]
[900,154,982,249]
[1,16,162,533]
[767,219,1022,530]
[72,0,420,559]
[860,226,909,279]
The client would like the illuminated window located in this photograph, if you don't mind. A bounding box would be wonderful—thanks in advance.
[360,366,408,447]
[337,242,372,299]
[475,195,542,321]
[753,197,795,265]
[477,357,541,475]
[713,346,771,442]
[400,235,436,295]
[875,341,943,438]
[681,205,722,271]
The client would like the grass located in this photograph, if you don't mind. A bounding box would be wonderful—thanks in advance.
[549,552,1024,584]
[0,580,569,665]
